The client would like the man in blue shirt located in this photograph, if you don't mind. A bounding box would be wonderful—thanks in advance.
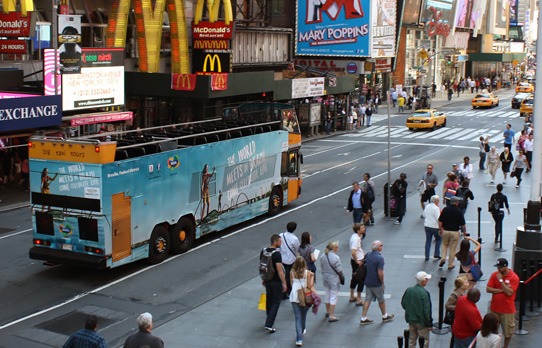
[503,124,515,150]
[346,181,364,223]
[63,315,107,348]
[360,240,394,324]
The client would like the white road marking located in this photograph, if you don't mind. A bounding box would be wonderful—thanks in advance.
[457,128,489,141]
[0,143,450,330]
[424,128,465,139]
[304,142,356,158]
[415,127,452,139]
[446,128,478,140]
[0,228,32,240]
[322,139,478,150]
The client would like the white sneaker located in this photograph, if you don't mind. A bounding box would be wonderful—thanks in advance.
[296,340,303,346]
[503,180,506,184]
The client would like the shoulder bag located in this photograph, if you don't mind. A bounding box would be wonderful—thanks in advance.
[281,233,296,259]
[469,251,483,281]
[296,273,314,307]
[353,253,368,282]
[327,254,345,285]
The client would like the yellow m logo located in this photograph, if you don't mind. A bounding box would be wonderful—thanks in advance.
[176,74,191,89]
[2,0,33,16]
[194,0,233,25]
[203,54,222,72]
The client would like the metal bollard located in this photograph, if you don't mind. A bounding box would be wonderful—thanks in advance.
[433,277,450,334]
[404,329,410,348]
[477,207,482,240]
[397,336,403,348]
[418,336,425,348]
[528,260,540,316]
[515,280,529,335]
[538,260,542,311]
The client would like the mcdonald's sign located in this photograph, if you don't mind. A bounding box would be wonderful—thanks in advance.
[193,51,231,74]
[192,0,234,40]
[171,73,197,91]
[211,73,228,91]
[193,40,229,50]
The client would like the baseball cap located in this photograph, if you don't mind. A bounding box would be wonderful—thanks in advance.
[416,271,432,281]
[450,196,461,204]
[494,258,508,268]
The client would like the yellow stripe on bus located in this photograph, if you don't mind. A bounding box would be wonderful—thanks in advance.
[29,141,116,164]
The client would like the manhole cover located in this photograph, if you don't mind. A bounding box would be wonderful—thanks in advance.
[35,311,116,336]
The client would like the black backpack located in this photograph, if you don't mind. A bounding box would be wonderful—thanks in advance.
[488,196,501,213]
[259,248,277,282]
[456,188,468,209]
[366,184,375,203]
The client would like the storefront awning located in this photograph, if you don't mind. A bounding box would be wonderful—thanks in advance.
[468,52,526,62]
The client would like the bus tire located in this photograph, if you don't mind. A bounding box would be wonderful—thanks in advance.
[170,218,195,254]
[148,225,170,264]
[268,187,282,216]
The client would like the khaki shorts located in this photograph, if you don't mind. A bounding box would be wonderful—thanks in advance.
[490,311,515,338]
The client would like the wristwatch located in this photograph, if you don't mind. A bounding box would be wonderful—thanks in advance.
[499,279,503,283]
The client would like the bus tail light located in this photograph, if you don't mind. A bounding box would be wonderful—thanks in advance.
[84,246,104,255]
[95,146,100,153]
[33,239,52,247]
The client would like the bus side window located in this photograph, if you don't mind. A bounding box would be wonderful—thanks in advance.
[288,152,298,177]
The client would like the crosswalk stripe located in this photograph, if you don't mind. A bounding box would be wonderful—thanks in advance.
[457,128,489,141]
[467,129,500,142]
[446,128,477,140]
[499,111,518,118]
[375,127,407,137]
[415,126,451,139]
[424,127,465,139]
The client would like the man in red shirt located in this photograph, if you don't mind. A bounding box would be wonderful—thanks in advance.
[452,288,482,347]
[486,258,519,348]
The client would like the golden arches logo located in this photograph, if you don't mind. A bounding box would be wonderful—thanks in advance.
[2,0,33,16]
[203,54,222,72]
[194,0,233,25]
[194,40,228,49]
[176,74,191,89]
[214,74,226,89]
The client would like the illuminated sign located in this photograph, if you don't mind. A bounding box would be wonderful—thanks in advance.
[70,111,134,126]
[2,0,34,16]
[293,59,363,74]
[61,49,124,111]
[44,49,61,96]
[171,73,197,91]
[0,39,27,54]
[194,0,233,25]
[0,11,36,37]
[193,40,229,49]
[192,21,233,39]
[193,51,231,74]
[296,0,371,57]
[58,15,82,74]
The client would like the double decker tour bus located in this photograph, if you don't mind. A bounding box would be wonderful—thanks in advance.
[28,103,302,268]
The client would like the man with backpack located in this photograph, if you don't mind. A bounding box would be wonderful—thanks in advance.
[365,104,373,126]
[280,222,300,298]
[361,173,375,225]
[259,234,287,333]
[489,184,510,243]
[456,180,474,215]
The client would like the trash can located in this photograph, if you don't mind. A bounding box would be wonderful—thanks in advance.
[383,183,399,217]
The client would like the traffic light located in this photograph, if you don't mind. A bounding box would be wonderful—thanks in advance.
[453,56,458,65]
[445,55,452,64]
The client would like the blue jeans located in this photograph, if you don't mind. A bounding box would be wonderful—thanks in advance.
[291,302,309,341]
[424,227,441,259]
[453,336,475,348]
[479,151,486,169]
[352,208,363,223]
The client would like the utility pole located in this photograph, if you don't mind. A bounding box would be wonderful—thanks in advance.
[525,13,542,230]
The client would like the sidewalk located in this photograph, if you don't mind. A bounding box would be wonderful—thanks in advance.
[151,149,542,347]
[0,86,516,213]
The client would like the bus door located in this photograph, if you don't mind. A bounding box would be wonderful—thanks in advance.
[112,192,132,262]
[283,151,301,203]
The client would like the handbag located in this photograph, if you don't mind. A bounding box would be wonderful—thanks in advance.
[469,251,483,281]
[443,310,455,325]
[296,277,313,307]
[258,293,266,311]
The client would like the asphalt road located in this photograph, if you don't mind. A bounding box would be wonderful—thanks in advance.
[0,89,524,347]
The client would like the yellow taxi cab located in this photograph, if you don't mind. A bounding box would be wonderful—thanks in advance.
[516,82,535,93]
[471,92,499,108]
[519,97,534,117]
[406,109,447,131]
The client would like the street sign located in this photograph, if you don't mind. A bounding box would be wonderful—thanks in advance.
[418,49,428,59]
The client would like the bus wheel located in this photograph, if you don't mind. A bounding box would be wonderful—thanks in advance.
[268,187,282,216]
[148,225,170,264]
[170,218,195,254]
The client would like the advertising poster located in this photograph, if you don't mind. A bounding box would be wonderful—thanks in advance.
[402,0,423,24]
[58,15,82,74]
[296,0,371,57]
[419,0,455,25]
[509,0,518,25]
[487,0,508,35]
[454,0,485,29]
[62,48,125,111]
[371,0,396,57]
